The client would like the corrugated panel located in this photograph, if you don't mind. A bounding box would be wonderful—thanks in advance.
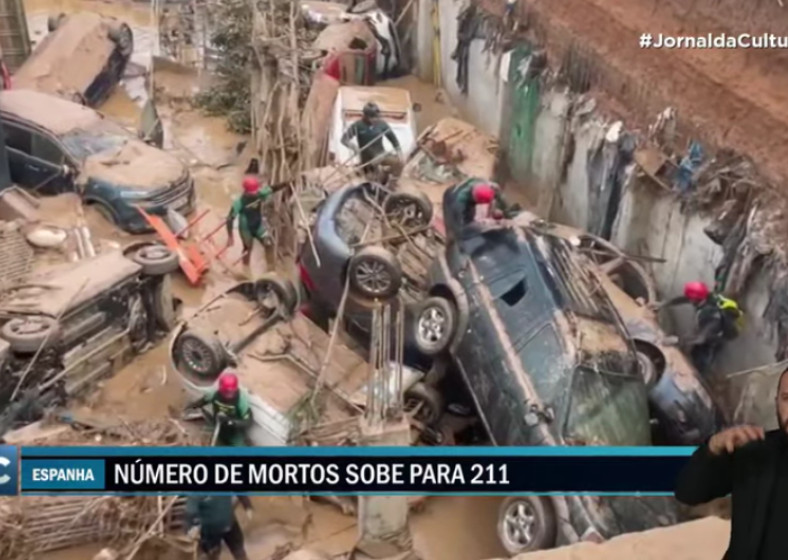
[0,223,33,293]
[0,0,31,71]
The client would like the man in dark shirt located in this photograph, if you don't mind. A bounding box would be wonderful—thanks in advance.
[675,367,788,560]
[341,101,403,177]
[649,281,743,374]
[185,494,254,560]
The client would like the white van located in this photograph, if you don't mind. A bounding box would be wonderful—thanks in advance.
[328,86,417,166]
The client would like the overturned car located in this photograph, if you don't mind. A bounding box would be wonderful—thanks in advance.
[0,244,180,429]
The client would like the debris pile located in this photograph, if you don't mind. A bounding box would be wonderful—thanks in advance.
[0,418,196,559]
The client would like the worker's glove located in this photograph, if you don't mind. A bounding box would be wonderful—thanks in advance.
[216,412,230,424]
[187,526,200,540]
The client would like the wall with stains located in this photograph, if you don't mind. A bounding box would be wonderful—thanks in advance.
[498,62,779,377]
[432,0,506,138]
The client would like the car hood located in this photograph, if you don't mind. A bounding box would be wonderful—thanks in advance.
[83,139,186,190]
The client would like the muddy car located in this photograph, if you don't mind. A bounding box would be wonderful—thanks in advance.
[0,244,180,425]
[168,275,442,445]
[0,89,195,234]
[298,181,441,372]
[508,214,726,445]
[14,12,133,107]
[417,222,677,553]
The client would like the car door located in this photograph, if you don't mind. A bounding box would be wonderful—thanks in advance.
[4,122,72,195]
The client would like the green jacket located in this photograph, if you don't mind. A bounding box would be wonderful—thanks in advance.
[226,187,272,237]
[185,495,253,536]
[453,178,506,224]
[190,387,253,446]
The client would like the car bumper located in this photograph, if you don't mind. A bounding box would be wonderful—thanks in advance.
[115,191,197,234]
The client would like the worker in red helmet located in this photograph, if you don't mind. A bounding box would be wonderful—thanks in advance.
[650,281,743,375]
[226,174,273,267]
[444,178,511,238]
[185,371,253,447]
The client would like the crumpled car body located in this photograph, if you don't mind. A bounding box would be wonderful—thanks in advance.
[14,12,133,107]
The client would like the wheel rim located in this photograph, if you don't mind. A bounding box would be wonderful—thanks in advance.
[181,338,215,377]
[11,317,50,336]
[637,352,656,386]
[418,306,446,346]
[354,260,392,295]
[404,396,430,422]
[142,246,170,262]
[503,501,538,550]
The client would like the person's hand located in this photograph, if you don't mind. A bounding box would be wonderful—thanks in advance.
[187,526,200,540]
[491,209,504,220]
[708,425,765,455]
[216,412,229,424]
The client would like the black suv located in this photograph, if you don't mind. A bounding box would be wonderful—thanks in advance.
[416,221,676,554]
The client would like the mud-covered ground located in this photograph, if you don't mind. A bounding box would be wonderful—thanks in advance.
[21,1,511,560]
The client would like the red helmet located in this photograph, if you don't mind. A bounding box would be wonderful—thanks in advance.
[472,184,496,204]
[684,281,710,302]
[218,372,240,397]
[242,176,260,194]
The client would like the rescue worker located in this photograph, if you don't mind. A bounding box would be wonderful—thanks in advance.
[226,176,273,267]
[443,178,509,239]
[340,101,403,178]
[650,281,744,374]
[185,494,254,560]
[184,372,253,447]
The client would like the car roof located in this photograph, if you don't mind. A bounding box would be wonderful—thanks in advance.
[339,86,411,114]
[13,13,117,97]
[0,89,103,134]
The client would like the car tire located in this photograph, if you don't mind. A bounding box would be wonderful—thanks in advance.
[1,316,60,354]
[347,246,403,300]
[89,201,118,225]
[255,273,298,318]
[383,191,434,229]
[109,23,134,58]
[47,13,66,32]
[497,497,557,556]
[132,244,179,276]
[152,275,178,331]
[174,330,227,380]
[404,382,443,425]
[635,349,662,389]
[413,296,457,356]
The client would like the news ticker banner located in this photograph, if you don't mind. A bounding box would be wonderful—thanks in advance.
[0,445,697,496]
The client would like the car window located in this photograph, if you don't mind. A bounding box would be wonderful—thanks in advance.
[518,324,566,405]
[32,133,65,164]
[563,366,651,446]
[4,123,32,153]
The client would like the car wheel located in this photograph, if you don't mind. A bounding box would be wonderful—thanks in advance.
[152,275,178,331]
[174,330,227,380]
[47,13,66,32]
[414,296,457,355]
[383,191,434,229]
[132,244,179,275]
[634,342,665,389]
[347,246,403,300]
[254,273,298,318]
[1,316,60,354]
[404,382,444,425]
[497,497,557,556]
[109,23,134,58]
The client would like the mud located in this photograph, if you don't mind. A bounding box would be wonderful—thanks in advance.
[82,139,185,189]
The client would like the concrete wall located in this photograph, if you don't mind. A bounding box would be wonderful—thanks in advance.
[432,0,506,138]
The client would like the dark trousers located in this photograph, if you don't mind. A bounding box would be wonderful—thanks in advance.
[200,517,248,560]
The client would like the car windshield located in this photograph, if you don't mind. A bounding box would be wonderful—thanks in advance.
[60,120,130,161]
[563,362,651,446]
